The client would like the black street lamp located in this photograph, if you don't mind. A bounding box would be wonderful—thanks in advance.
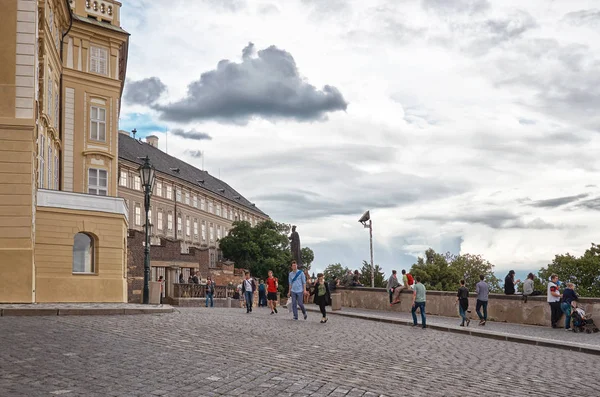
[139,155,156,304]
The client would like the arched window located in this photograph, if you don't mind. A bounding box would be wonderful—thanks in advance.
[73,233,94,273]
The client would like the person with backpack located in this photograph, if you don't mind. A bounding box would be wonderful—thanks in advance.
[456,279,471,326]
[402,270,414,290]
[241,271,257,313]
[258,280,267,307]
[288,261,308,320]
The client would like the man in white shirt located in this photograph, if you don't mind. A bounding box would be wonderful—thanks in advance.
[547,274,562,328]
[241,271,256,313]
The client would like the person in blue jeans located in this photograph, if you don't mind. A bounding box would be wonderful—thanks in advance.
[205,276,215,308]
[561,282,578,330]
[241,271,256,313]
[475,274,489,326]
[411,276,426,328]
[288,261,308,320]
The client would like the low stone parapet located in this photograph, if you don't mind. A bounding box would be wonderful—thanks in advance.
[334,287,600,327]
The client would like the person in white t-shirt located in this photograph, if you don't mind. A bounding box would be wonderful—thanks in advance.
[547,274,562,328]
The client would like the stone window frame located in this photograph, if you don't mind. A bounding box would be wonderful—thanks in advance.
[72,232,96,274]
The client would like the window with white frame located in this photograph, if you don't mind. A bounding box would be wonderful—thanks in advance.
[166,185,172,200]
[54,92,59,128]
[157,210,163,231]
[217,225,222,240]
[193,219,198,238]
[186,216,190,237]
[156,181,162,196]
[167,212,173,231]
[88,168,107,196]
[176,188,181,202]
[134,176,141,191]
[208,200,213,214]
[54,155,59,189]
[89,46,108,75]
[177,214,182,234]
[201,221,206,241]
[47,74,52,117]
[73,233,94,273]
[185,191,190,205]
[192,195,197,208]
[48,146,53,189]
[135,205,141,226]
[223,207,228,219]
[216,204,221,217]
[119,170,127,187]
[201,197,205,211]
[209,223,214,242]
[90,106,106,141]
[38,135,45,189]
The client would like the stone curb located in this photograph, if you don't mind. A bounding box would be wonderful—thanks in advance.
[305,307,600,356]
[0,307,174,317]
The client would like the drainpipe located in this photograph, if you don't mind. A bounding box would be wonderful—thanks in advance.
[59,0,73,191]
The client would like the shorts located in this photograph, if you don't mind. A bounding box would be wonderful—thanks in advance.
[267,292,278,301]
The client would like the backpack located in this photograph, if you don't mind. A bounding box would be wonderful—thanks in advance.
[406,273,414,286]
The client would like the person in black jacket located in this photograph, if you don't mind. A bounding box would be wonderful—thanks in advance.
[504,270,520,295]
[456,279,470,326]
[311,273,331,323]
[561,282,578,330]
[241,271,257,313]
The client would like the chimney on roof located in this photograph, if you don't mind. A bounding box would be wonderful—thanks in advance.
[146,135,158,147]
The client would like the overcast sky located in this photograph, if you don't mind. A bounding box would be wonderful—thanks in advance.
[119,0,600,277]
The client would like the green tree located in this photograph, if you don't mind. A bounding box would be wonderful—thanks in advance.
[409,248,460,291]
[301,247,314,271]
[323,263,349,282]
[450,253,502,292]
[538,243,600,297]
[359,260,386,288]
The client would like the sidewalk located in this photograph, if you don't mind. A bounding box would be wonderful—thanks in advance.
[304,304,600,355]
[0,303,174,316]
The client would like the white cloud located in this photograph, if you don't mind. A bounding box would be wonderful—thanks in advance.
[119,0,600,277]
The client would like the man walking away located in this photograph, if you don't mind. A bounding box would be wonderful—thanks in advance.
[547,274,562,328]
[457,279,470,326]
[241,272,256,313]
[387,270,400,305]
[205,276,215,308]
[504,270,520,295]
[266,270,279,315]
[288,261,308,320]
[411,276,426,329]
[476,275,489,325]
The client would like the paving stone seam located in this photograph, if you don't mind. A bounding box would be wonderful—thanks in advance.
[0,307,174,317]
[305,307,600,356]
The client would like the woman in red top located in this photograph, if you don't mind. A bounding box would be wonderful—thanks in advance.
[266,270,279,314]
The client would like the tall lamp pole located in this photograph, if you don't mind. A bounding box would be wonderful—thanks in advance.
[138,155,156,304]
[359,210,375,288]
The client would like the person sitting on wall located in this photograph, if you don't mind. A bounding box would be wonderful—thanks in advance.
[504,270,520,295]
[522,273,542,302]
[351,270,364,287]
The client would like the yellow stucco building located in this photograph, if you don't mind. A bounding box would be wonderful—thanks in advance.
[0,0,130,303]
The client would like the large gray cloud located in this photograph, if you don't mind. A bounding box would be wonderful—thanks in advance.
[170,128,212,141]
[123,77,167,106]
[529,194,589,208]
[415,210,561,230]
[154,43,348,124]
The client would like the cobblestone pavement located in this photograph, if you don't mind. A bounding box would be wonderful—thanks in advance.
[1,307,600,397]
[304,305,600,347]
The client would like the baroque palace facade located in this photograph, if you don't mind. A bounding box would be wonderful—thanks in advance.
[0,0,268,303]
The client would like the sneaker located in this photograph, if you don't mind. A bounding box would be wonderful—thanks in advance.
[565,328,571,332]
[270,311,274,315]
[274,307,278,314]
[293,317,298,320]
[460,323,465,327]
[478,320,484,326]
[303,313,308,320]
[482,320,486,326]
[466,319,470,327]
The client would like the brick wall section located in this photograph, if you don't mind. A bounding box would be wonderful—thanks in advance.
[127,230,247,302]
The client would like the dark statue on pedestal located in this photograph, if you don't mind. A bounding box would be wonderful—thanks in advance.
[289,225,303,268]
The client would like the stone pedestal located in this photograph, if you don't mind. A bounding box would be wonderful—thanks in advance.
[331,293,341,311]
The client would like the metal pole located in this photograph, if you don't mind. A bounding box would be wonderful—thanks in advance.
[143,185,151,304]
[369,219,374,288]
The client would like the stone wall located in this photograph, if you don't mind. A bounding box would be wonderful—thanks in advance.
[334,287,600,327]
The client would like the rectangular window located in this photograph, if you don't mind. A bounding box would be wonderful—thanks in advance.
[208,200,213,214]
[166,185,172,200]
[156,181,162,197]
[193,195,197,208]
[193,219,198,238]
[48,146,53,190]
[135,205,141,226]
[88,168,107,196]
[167,213,173,231]
[209,223,214,242]
[217,225,222,240]
[54,92,59,128]
[157,211,163,231]
[148,208,152,227]
[134,176,141,191]
[47,74,52,117]
[201,221,206,241]
[216,204,221,217]
[119,170,127,187]
[176,188,181,202]
[201,197,205,211]
[185,191,190,205]
[186,216,190,237]
[89,46,108,75]
[177,214,182,234]
[223,207,228,219]
[90,106,106,141]
[54,155,59,189]
[38,135,45,189]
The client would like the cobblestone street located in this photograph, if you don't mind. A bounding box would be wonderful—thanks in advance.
[1,307,600,397]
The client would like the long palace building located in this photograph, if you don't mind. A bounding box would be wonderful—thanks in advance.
[0,0,267,303]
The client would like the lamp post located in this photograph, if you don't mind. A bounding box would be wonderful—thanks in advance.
[359,210,375,288]
[139,155,156,304]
